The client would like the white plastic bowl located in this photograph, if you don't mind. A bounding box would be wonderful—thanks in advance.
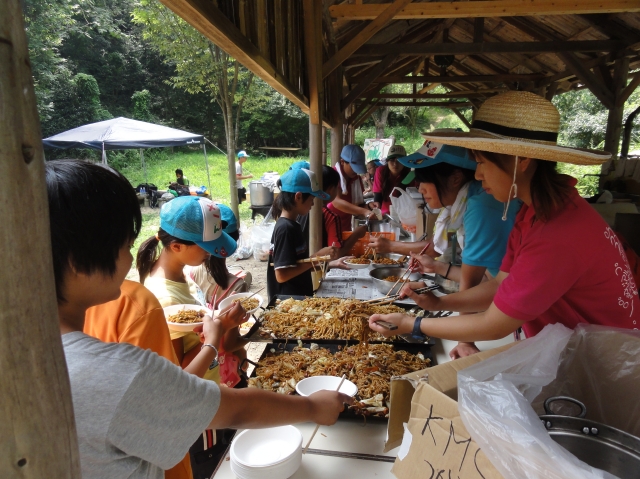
[295,375,358,397]
[344,259,371,270]
[218,292,264,315]
[230,426,302,472]
[163,304,211,332]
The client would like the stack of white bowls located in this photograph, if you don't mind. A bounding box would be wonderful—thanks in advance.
[230,425,303,479]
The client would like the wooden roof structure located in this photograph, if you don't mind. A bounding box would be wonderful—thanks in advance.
[161,0,640,158]
[157,0,640,254]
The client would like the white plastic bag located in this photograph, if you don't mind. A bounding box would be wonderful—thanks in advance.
[251,222,274,262]
[389,187,417,226]
[231,224,252,260]
[457,324,640,479]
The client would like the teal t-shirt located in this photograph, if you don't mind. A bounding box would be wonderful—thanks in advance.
[462,180,521,277]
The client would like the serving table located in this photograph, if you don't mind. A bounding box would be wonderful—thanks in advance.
[212,267,514,479]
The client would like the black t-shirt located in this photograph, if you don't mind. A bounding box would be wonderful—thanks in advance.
[267,217,313,302]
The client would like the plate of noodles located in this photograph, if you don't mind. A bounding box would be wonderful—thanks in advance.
[218,292,264,315]
[344,257,372,269]
[163,304,212,332]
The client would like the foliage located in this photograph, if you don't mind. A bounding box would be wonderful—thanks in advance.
[131,89,153,122]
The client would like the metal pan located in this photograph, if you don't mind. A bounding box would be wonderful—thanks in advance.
[245,341,435,421]
[246,295,435,345]
[540,396,640,478]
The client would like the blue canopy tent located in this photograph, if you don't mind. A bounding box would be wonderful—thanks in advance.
[42,117,211,188]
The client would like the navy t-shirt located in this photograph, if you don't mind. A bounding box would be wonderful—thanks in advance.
[267,217,313,302]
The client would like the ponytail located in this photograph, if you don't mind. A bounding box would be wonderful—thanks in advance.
[203,255,230,289]
[136,229,195,283]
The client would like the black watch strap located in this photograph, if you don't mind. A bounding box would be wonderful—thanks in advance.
[411,317,426,340]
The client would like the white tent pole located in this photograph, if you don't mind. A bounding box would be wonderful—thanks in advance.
[203,143,212,192]
[102,142,107,165]
[140,149,148,184]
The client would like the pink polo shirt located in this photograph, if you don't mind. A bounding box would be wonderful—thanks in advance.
[327,168,364,232]
[494,180,639,338]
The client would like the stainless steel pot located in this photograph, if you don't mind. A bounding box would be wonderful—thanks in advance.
[249,181,274,206]
[541,396,640,478]
[369,266,421,296]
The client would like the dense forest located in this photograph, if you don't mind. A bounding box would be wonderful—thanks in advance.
[23,0,640,166]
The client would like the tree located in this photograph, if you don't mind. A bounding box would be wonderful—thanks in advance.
[132,0,255,217]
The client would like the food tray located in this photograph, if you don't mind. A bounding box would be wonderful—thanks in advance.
[247,341,435,420]
[244,295,435,346]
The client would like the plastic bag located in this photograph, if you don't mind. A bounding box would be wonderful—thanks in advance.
[389,187,417,226]
[251,222,274,262]
[231,225,252,260]
[458,324,640,479]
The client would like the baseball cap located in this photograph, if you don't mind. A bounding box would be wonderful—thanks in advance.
[340,144,366,174]
[289,160,310,170]
[237,150,250,158]
[160,196,237,258]
[399,139,475,171]
[214,203,238,234]
[386,145,407,160]
[280,168,330,200]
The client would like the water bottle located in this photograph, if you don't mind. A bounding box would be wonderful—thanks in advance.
[141,187,145,195]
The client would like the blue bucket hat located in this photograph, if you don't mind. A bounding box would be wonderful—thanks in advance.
[280,168,330,201]
[289,160,310,170]
[340,144,366,174]
[160,196,237,258]
[215,203,238,234]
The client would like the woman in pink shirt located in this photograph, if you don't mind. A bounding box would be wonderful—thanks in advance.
[369,91,639,343]
[372,145,416,215]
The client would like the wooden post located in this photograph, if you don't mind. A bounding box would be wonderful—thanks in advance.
[322,126,328,165]
[303,0,323,254]
[0,1,81,477]
[330,68,344,166]
[603,57,630,177]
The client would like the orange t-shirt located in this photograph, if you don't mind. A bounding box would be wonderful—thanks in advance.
[84,280,193,479]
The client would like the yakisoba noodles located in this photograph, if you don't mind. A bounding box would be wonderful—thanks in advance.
[345,258,371,265]
[167,309,205,324]
[372,257,401,265]
[260,297,412,341]
[232,297,259,310]
[248,343,430,416]
[382,276,409,283]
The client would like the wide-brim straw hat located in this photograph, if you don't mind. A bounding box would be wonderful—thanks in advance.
[421,91,611,165]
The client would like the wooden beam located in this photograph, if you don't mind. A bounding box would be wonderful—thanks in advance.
[418,83,441,94]
[451,108,472,129]
[372,90,504,99]
[329,1,640,20]
[354,103,381,129]
[341,55,395,111]
[255,0,269,58]
[559,52,615,109]
[618,73,640,106]
[371,73,546,83]
[303,0,323,254]
[604,57,630,168]
[474,18,485,44]
[322,0,413,80]
[373,101,473,107]
[353,40,624,56]
[158,0,309,114]
[1,0,82,477]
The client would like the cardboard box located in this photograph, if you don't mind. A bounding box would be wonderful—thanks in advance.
[386,344,516,479]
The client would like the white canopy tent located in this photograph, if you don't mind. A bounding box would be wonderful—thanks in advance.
[43,117,212,188]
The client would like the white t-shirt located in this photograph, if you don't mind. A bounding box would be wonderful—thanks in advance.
[62,332,220,479]
[236,161,243,189]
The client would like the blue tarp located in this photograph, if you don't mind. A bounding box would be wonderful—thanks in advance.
[42,117,203,150]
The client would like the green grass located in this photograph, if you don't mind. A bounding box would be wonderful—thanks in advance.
[119,149,308,254]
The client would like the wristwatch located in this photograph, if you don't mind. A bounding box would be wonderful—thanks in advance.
[411,316,426,340]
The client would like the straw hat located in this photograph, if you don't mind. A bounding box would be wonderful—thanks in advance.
[421,91,611,165]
